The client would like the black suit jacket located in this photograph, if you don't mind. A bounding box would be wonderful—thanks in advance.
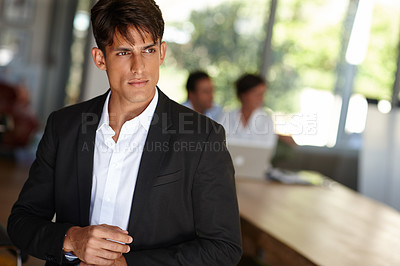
[8,88,242,265]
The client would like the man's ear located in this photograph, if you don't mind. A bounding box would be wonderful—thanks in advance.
[159,41,167,65]
[92,47,107,70]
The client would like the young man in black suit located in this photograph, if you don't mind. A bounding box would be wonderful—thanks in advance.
[7,0,242,265]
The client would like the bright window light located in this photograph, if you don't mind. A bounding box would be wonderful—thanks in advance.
[73,11,90,32]
[345,0,374,65]
[345,94,368,134]
[275,89,341,147]
[377,99,391,114]
[164,26,192,44]
[0,48,14,66]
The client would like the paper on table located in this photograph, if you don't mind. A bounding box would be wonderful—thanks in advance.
[267,168,324,185]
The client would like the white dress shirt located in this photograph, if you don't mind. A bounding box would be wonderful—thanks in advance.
[90,89,158,230]
[218,108,278,149]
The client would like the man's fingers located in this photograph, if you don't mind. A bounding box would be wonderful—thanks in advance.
[91,225,133,245]
[100,224,129,234]
[81,246,123,265]
[106,232,133,245]
[100,238,131,254]
[87,227,131,253]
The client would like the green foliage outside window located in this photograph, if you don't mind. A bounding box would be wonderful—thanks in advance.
[353,3,400,101]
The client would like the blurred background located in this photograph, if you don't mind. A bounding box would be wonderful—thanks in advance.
[1,0,400,212]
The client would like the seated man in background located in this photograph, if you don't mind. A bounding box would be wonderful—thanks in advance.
[182,70,222,121]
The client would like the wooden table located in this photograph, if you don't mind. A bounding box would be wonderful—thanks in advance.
[237,177,400,266]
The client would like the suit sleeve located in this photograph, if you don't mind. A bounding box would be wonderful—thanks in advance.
[124,125,242,265]
[7,112,74,264]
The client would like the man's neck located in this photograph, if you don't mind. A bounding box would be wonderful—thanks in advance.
[240,105,256,127]
[108,94,153,142]
[189,99,205,114]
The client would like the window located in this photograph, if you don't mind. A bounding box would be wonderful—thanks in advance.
[352,0,400,101]
[268,0,348,147]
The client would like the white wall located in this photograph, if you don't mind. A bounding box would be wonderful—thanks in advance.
[359,105,400,211]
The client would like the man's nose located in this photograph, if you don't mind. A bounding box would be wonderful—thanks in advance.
[130,54,144,74]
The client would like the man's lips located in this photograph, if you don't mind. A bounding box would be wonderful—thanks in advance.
[128,80,148,88]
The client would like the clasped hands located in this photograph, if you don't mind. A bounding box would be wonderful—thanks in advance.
[63,224,133,266]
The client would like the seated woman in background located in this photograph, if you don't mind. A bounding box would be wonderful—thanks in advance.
[219,73,278,149]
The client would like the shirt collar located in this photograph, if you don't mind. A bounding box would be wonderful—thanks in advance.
[185,100,194,109]
[97,88,158,133]
[97,92,112,132]
[137,88,158,132]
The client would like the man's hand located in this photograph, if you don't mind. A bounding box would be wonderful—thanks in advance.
[80,255,128,266]
[63,224,133,265]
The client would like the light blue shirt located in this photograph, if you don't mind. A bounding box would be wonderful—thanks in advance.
[181,100,223,121]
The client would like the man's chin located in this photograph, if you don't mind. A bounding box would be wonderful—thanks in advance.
[125,89,155,104]
[128,97,150,104]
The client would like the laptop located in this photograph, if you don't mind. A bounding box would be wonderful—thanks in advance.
[226,139,275,180]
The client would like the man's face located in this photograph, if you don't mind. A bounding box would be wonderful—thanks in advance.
[240,83,266,111]
[190,78,214,113]
[92,26,166,106]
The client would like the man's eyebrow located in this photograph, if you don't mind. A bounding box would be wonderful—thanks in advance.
[142,42,157,50]
[113,42,157,52]
[113,47,131,52]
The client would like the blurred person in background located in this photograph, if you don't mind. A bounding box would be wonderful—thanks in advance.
[182,70,222,121]
[0,81,38,150]
[219,73,278,148]
[219,73,296,164]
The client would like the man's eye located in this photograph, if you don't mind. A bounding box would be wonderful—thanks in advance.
[117,51,128,56]
[144,48,156,54]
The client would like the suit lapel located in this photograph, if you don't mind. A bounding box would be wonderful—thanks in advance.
[128,88,172,233]
[77,91,108,226]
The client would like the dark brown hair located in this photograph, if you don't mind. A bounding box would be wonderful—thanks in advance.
[186,70,210,94]
[91,0,164,54]
[235,73,265,98]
